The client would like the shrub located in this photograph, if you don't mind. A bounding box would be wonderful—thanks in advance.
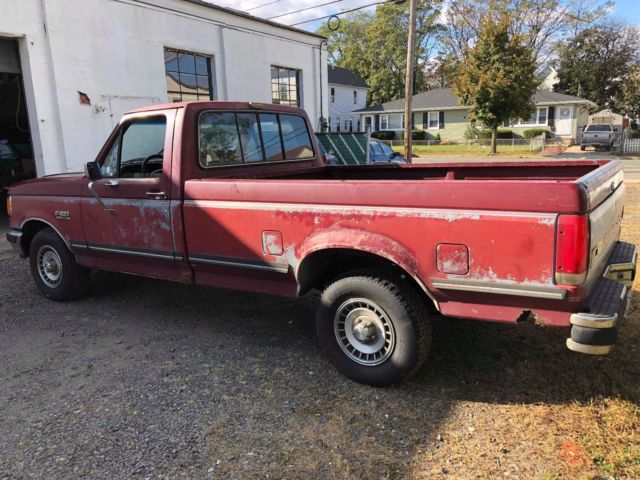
[435,132,441,141]
[628,129,640,139]
[371,131,395,140]
[464,124,480,140]
[523,128,552,139]
[411,130,427,140]
[479,128,513,139]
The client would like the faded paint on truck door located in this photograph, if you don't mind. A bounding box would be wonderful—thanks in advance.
[79,110,186,281]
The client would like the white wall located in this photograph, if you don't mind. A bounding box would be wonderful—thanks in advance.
[0,0,328,174]
[328,84,368,131]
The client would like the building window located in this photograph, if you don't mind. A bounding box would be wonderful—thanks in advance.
[353,90,357,104]
[380,114,403,130]
[515,107,549,126]
[345,119,353,132]
[330,87,335,103]
[271,66,301,107]
[428,111,439,129]
[164,48,214,102]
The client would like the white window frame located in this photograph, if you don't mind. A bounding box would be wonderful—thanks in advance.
[428,111,439,129]
[380,113,404,131]
[515,107,549,126]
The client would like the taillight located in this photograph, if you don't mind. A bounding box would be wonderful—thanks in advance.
[6,194,11,217]
[555,215,589,285]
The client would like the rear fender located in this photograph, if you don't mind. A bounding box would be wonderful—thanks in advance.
[294,228,438,306]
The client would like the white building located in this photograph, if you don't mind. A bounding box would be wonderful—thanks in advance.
[327,66,368,133]
[0,0,328,176]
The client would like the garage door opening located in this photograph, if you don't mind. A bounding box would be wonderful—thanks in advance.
[0,38,36,215]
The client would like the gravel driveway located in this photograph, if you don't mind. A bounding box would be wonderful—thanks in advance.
[1,190,639,479]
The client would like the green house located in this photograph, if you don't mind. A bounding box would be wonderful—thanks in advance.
[354,88,596,142]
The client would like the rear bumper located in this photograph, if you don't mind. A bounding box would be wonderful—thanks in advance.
[5,228,25,257]
[566,241,636,355]
[581,138,614,147]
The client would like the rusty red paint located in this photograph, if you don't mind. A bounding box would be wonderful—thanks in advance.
[436,243,469,275]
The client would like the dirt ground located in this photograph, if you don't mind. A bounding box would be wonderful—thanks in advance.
[0,186,639,480]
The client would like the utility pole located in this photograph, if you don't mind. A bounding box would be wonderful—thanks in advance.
[403,0,417,162]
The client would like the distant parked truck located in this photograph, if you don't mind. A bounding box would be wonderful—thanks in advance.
[581,124,617,151]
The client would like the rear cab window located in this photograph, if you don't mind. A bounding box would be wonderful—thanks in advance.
[198,111,314,168]
[585,124,613,132]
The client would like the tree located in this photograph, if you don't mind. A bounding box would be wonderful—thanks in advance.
[443,0,612,67]
[555,24,640,110]
[612,64,640,122]
[451,8,538,154]
[317,0,443,105]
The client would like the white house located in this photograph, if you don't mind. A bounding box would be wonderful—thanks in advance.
[327,66,368,133]
[0,0,328,176]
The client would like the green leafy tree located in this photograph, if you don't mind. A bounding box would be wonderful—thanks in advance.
[612,64,640,122]
[555,24,640,109]
[444,0,612,67]
[451,8,538,154]
[317,0,443,105]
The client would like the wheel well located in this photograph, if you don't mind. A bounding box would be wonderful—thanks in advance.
[20,220,53,257]
[297,248,438,311]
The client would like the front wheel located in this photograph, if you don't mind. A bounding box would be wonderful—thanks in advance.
[29,228,90,301]
[316,271,431,386]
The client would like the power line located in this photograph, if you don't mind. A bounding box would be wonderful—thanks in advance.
[288,0,397,27]
[246,0,282,12]
[267,0,348,20]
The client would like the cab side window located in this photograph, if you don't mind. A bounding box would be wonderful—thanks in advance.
[101,117,167,178]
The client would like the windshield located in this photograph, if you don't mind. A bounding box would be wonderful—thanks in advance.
[378,141,394,156]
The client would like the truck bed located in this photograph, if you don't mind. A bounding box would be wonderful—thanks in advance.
[187,160,617,215]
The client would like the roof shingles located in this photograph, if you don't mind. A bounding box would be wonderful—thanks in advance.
[354,87,595,113]
[327,66,368,88]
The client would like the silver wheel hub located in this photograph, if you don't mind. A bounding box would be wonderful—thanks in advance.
[37,245,63,288]
[334,298,396,366]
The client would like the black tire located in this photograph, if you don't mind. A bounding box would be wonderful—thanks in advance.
[316,271,431,387]
[29,228,90,301]
[580,145,586,151]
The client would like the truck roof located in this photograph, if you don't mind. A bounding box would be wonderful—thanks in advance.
[125,101,309,117]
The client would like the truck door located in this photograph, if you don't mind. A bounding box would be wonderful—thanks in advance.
[79,110,186,281]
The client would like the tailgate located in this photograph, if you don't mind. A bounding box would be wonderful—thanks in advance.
[577,161,625,285]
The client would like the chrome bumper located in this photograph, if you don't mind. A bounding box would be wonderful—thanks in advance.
[5,229,25,257]
[566,241,636,355]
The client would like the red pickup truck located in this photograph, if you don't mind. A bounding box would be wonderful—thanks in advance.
[5,102,637,386]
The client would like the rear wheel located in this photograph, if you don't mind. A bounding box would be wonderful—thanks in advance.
[580,145,586,151]
[29,228,90,301]
[316,271,431,386]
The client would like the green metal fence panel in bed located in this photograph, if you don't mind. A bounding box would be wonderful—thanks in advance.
[316,133,368,165]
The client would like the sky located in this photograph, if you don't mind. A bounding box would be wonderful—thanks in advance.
[213,0,640,32]
[610,0,640,23]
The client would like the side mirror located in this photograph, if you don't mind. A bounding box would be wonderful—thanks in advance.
[85,161,102,181]
[392,152,400,158]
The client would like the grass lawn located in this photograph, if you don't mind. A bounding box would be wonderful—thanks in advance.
[391,143,541,157]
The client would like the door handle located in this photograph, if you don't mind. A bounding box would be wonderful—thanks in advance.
[104,179,119,187]
[145,191,167,200]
